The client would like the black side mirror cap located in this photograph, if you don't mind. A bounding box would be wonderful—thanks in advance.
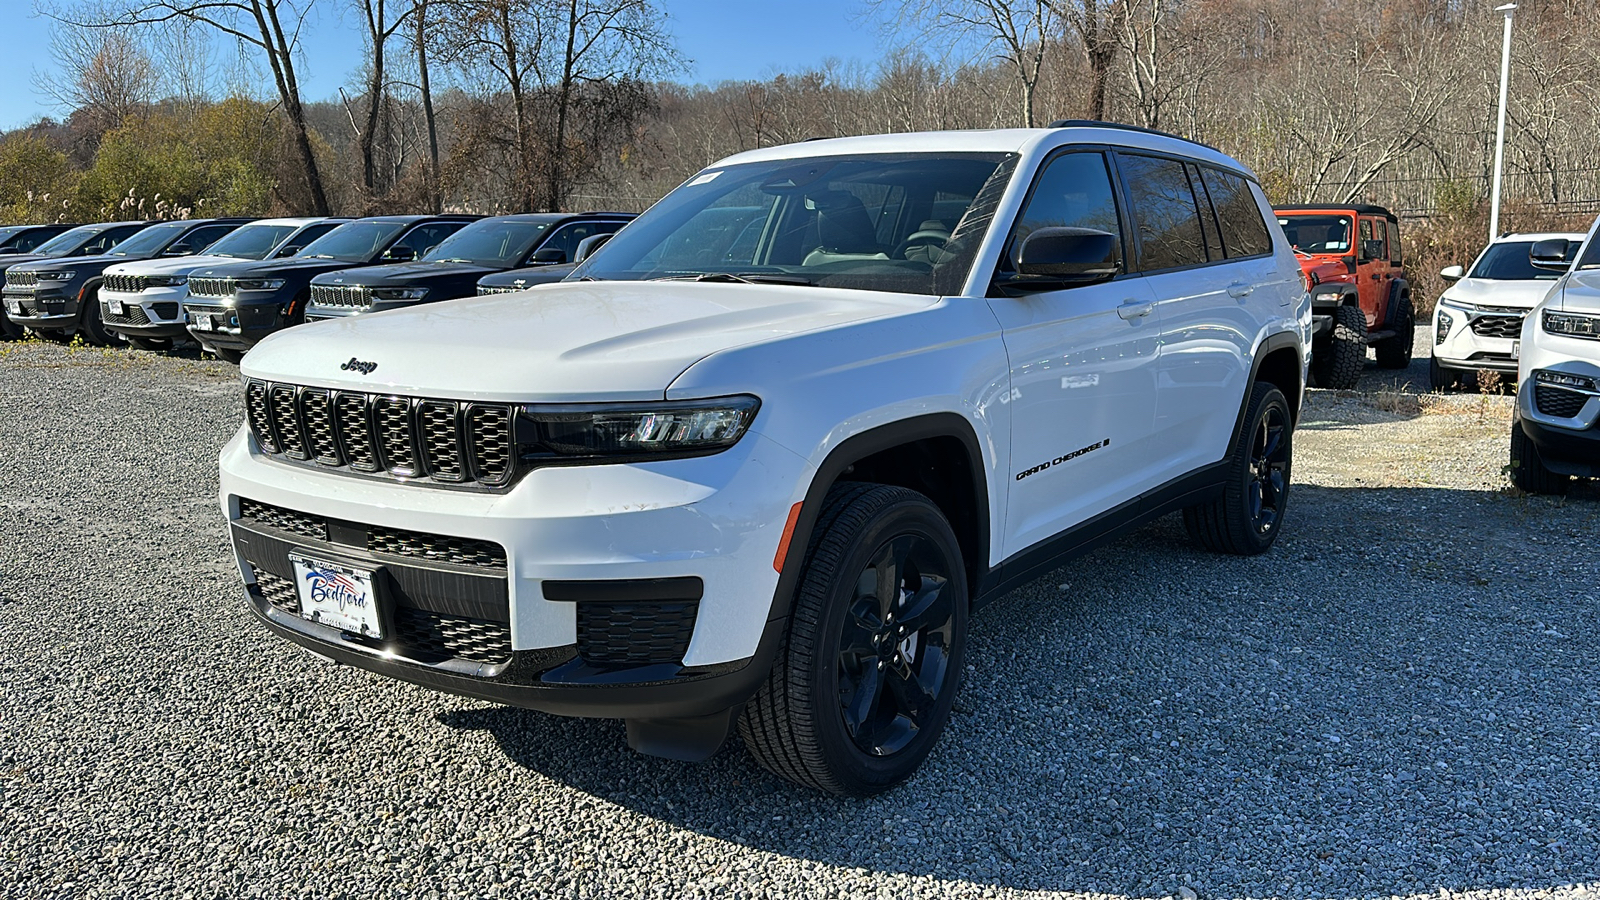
[531,247,567,265]
[1015,227,1119,280]
[574,232,613,263]
[1359,239,1385,261]
[1530,238,1574,271]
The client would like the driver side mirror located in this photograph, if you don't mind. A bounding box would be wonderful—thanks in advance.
[1359,239,1385,261]
[574,232,613,263]
[1530,238,1574,271]
[530,247,567,265]
[1439,265,1465,283]
[382,245,417,262]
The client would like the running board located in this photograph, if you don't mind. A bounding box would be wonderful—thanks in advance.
[1364,329,1396,344]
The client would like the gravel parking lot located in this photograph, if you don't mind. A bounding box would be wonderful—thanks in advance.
[3,339,1598,900]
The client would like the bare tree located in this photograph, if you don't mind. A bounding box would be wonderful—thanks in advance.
[346,0,413,201]
[47,0,334,214]
[870,0,1054,127]
[413,0,442,211]
[1048,0,1123,121]
[35,28,157,133]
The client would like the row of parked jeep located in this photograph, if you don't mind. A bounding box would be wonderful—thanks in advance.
[0,212,632,361]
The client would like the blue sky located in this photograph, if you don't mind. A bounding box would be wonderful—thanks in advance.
[4,1,888,131]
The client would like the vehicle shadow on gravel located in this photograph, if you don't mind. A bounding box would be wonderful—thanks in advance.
[443,483,1600,898]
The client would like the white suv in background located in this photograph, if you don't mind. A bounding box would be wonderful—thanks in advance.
[1431,232,1583,389]
[1509,219,1600,493]
[99,218,346,351]
[218,123,1309,795]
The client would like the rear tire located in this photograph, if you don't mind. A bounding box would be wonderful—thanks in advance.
[1375,298,1414,369]
[1184,382,1293,556]
[1311,304,1366,390]
[1509,418,1570,495]
[127,336,173,352]
[739,483,967,796]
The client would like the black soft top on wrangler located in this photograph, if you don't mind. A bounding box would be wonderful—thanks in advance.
[1275,203,1397,221]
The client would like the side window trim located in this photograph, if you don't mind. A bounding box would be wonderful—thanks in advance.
[1186,162,1226,262]
[993,143,1134,282]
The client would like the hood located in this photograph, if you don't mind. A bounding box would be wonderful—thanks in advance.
[188,256,357,280]
[0,253,48,270]
[1557,269,1600,313]
[19,252,153,275]
[478,264,575,289]
[315,260,495,286]
[106,254,254,278]
[242,280,936,402]
[1439,276,1559,310]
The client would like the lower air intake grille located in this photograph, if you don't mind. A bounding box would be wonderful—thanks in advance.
[576,600,699,668]
[1470,315,1524,339]
[367,526,507,569]
[101,303,150,326]
[238,499,329,541]
[1535,384,1591,419]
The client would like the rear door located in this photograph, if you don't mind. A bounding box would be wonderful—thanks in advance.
[988,148,1163,556]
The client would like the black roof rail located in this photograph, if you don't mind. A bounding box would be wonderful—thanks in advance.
[1046,119,1220,154]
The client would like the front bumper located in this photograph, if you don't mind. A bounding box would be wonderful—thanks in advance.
[219,424,812,716]
[101,285,192,338]
[1516,364,1600,478]
[4,287,80,330]
[184,295,295,351]
[1433,303,1527,373]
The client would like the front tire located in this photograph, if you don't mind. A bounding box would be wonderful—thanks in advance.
[740,483,967,796]
[1311,304,1366,390]
[1375,298,1414,369]
[127,336,173,352]
[77,285,124,347]
[1509,418,1570,495]
[1429,355,1462,391]
[1184,382,1293,555]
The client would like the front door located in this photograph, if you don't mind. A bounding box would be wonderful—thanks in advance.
[986,149,1163,557]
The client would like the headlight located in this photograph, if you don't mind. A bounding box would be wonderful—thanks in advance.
[518,396,760,460]
[236,278,286,291]
[146,275,187,287]
[35,271,74,281]
[1436,310,1454,345]
[1435,295,1472,313]
[369,287,429,302]
[1543,310,1600,339]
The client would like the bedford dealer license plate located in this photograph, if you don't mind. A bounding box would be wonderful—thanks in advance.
[108,297,124,315]
[289,553,383,638]
[191,313,212,331]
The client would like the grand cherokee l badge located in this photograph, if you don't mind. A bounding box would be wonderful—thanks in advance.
[341,358,378,375]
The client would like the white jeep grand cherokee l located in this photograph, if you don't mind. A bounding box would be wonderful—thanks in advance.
[220,123,1310,795]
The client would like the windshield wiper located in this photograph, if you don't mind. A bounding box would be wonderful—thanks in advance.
[652,272,814,286]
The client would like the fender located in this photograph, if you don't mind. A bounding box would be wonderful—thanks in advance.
[1384,279,1413,326]
[765,412,991,623]
[1309,283,1358,308]
[75,277,105,320]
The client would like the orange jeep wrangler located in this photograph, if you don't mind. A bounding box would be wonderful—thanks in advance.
[1274,204,1416,389]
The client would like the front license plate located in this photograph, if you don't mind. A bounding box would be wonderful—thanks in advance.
[191,313,212,331]
[5,300,18,315]
[107,297,124,315]
[289,553,384,638]
[1511,340,1520,359]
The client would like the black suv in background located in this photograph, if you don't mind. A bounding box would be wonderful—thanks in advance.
[303,213,632,321]
[5,218,249,345]
[475,229,624,295]
[1,222,143,339]
[183,215,477,363]
[0,224,80,255]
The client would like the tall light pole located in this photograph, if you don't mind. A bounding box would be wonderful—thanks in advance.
[1489,3,1517,241]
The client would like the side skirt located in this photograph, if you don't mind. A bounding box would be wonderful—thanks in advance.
[973,462,1229,609]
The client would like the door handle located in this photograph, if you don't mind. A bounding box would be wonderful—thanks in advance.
[1116,299,1153,320]
[1227,281,1254,299]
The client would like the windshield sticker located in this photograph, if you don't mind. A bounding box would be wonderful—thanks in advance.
[689,171,721,186]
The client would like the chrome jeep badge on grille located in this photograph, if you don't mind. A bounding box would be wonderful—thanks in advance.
[341,357,378,375]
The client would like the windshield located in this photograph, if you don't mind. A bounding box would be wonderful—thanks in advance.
[1469,240,1573,280]
[35,225,103,256]
[0,226,25,246]
[1577,221,1600,270]
[201,223,298,260]
[297,221,408,261]
[423,217,555,265]
[108,221,190,257]
[572,152,1016,296]
[1278,214,1352,254]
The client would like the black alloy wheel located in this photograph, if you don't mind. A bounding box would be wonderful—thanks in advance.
[1183,382,1293,555]
[1246,399,1290,535]
[740,483,968,796]
[836,533,958,757]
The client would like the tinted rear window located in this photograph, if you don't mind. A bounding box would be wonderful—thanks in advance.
[1201,168,1273,258]
[1119,154,1207,271]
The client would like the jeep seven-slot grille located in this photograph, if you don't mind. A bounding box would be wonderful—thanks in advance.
[1470,314,1524,339]
[103,273,147,293]
[251,568,511,665]
[1535,384,1591,419]
[576,600,700,668]
[310,284,371,309]
[5,271,37,289]
[189,278,233,298]
[477,285,522,296]
[244,379,517,488]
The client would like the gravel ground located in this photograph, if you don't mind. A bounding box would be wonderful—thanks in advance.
[2,338,1599,900]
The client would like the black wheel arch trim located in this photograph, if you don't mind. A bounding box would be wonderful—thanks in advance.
[766,413,991,626]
